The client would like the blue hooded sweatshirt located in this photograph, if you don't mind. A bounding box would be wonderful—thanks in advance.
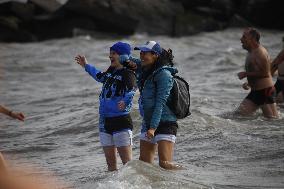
[85,64,136,118]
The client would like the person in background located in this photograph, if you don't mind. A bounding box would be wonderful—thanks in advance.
[237,28,278,118]
[271,38,284,103]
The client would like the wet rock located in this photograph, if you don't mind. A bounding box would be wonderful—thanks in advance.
[63,0,138,35]
[174,10,226,36]
[29,0,68,12]
[228,14,251,28]
[10,2,35,21]
[239,0,284,29]
[0,15,36,42]
[172,0,211,10]
[25,12,98,41]
[63,0,183,35]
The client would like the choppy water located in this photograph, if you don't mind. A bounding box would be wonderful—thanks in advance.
[0,28,284,189]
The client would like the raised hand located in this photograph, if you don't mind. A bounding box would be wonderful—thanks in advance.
[146,128,155,140]
[242,82,250,90]
[117,101,126,111]
[75,55,87,68]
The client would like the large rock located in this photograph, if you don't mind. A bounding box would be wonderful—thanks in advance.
[0,0,27,3]
[10,1,35,20]
[239,0,284,29]
[0,15,36,42]
[63,0,183,35]
[173,0,237,21]
[29,0,68,12]
[25,11,98,40]
[172,0,211,10]
[174,10,226,36]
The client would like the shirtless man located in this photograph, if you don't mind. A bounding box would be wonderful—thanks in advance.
[271,40,284,103]
[237,28,278,118]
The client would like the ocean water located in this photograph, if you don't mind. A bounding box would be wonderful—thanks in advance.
[0,28,284,189]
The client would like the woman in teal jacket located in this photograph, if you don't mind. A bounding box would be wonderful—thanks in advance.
[123,41,181,169]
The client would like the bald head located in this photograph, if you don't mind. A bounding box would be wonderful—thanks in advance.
[246,27,261,43]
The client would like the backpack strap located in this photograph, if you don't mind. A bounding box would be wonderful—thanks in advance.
[151,67,174,107]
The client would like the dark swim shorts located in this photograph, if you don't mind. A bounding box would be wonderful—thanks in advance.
[274,79,284,95]
[245,86,276,106]
[104,114,133,134]
[154,121,178,136]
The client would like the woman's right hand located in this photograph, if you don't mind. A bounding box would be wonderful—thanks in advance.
[75,55,87,68]
[242,82,250,90]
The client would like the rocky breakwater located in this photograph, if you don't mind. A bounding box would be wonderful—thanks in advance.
[0,0,283,42]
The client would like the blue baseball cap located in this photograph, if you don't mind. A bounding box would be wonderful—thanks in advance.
[134,41,162,55]
[110,42,131,55]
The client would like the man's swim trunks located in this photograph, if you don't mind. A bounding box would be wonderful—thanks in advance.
[245,86,276,106]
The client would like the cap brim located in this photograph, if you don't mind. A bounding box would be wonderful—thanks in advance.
[134,46,152,52]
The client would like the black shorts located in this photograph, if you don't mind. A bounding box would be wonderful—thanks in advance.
[245,87,276,106]
[104,114,133,134]
[154,121,178,136]
[274,79,284,94]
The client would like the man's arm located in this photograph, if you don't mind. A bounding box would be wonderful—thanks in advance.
[271,49,284,75]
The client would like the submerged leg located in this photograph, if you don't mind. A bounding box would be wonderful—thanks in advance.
[103,146,118,171]
[139,140,156,164]
[157,140,182,170]
[236,99,258,116]
[117,146,132,165]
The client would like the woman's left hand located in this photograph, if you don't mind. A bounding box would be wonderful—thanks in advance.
[146,128,155,140]
[117,101,126,111]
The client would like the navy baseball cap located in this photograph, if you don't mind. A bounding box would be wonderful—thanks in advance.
[110,42,131,55]
[134,41,162,55]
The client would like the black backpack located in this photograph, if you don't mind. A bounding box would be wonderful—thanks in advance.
[168,74,191,119]
[152,69,191,119]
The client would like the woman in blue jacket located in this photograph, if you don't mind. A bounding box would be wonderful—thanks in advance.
[123,41,181,169]
[75,42,137,171]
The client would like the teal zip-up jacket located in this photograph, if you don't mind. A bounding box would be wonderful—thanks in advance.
[129,57,177,132]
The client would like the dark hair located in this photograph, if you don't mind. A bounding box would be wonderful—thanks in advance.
[123,61,137,71]
[155,48,174,69]
[247,28,260,43]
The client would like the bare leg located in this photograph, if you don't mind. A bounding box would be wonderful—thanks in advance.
[236,99,258,116]
[139,140,156,163]
[276,92,283,103]
[157,140,182,170]
[117,146,132,165]
[103,146,117,171]
[0,152,7,173]
[261,103,279,118]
